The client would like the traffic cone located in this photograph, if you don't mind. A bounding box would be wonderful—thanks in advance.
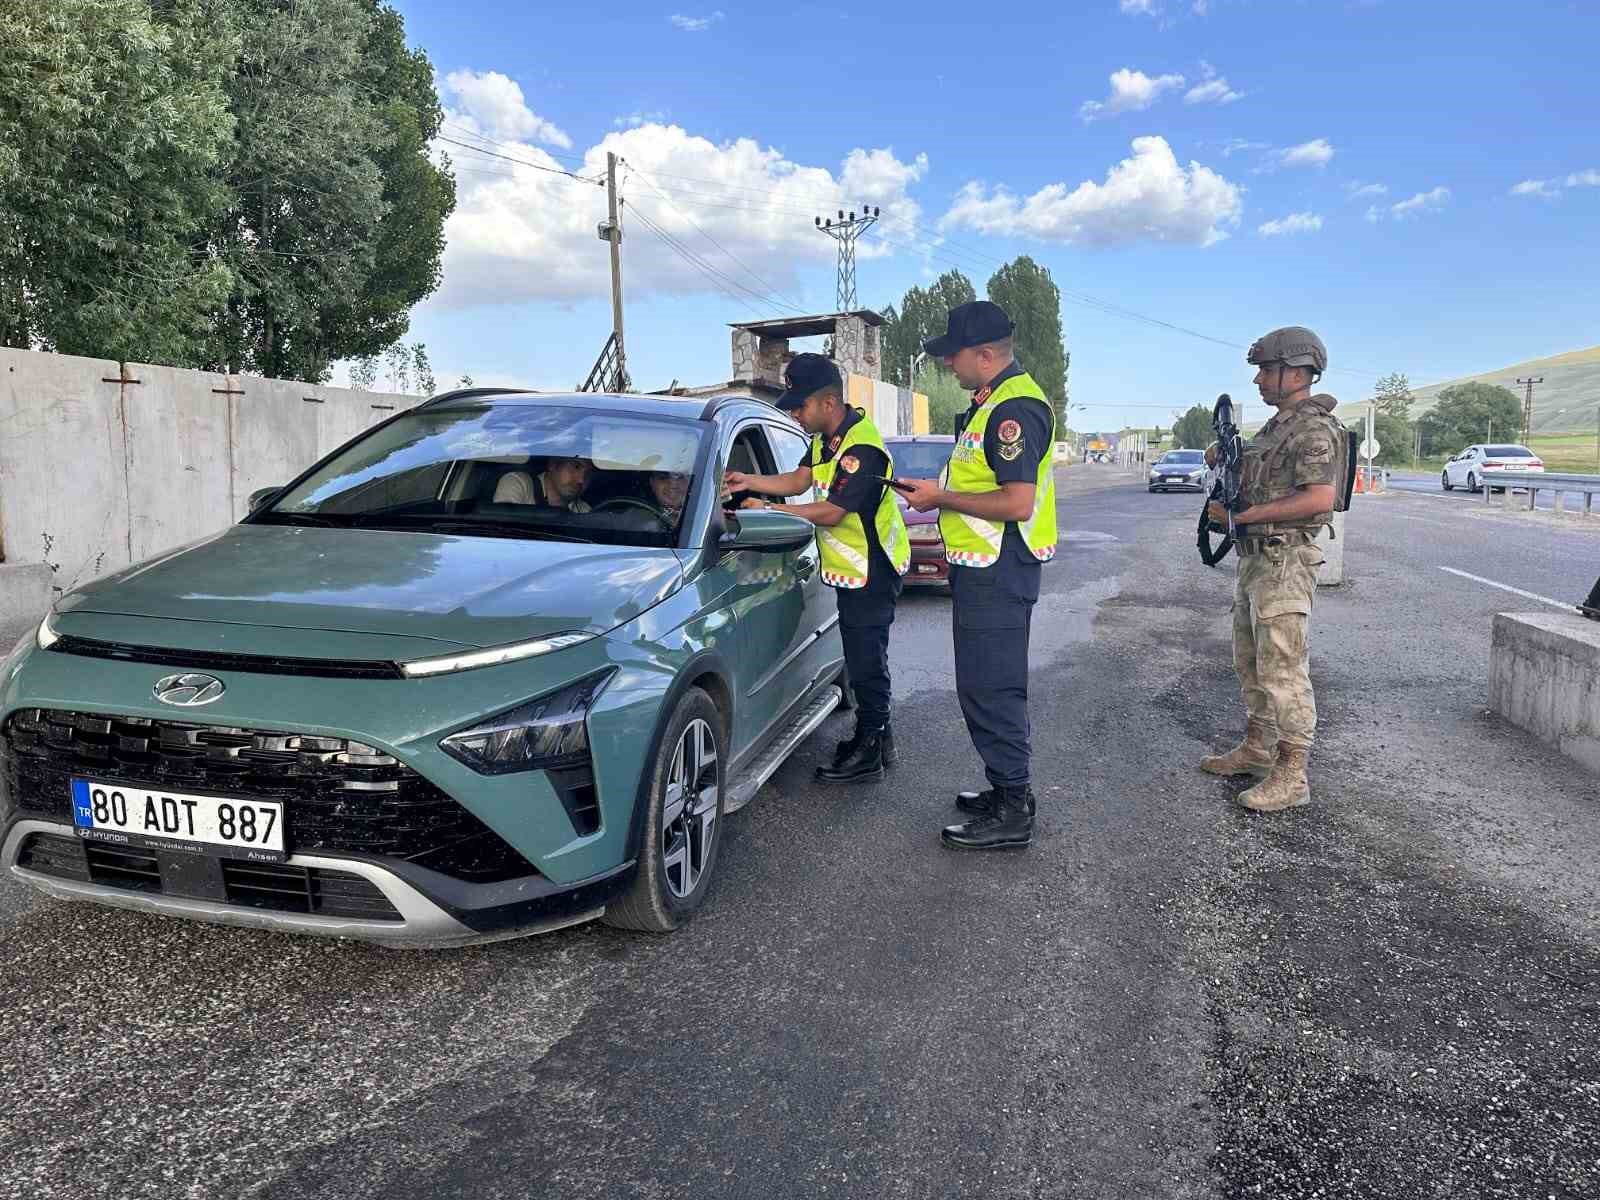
[1355,467,1366,494]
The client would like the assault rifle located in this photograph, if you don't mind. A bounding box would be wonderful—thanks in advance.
[1197,392,1245,567]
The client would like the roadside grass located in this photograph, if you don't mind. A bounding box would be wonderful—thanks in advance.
[1393,433,1600,476]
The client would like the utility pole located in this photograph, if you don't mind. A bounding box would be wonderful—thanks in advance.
[815,206,879,310]
[1516,376,1543,445]
[604,152,627,387]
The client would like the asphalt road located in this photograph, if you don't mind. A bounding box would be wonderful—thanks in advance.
[3,469,1598,1199]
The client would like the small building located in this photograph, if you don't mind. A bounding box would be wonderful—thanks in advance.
[664,310,928,436]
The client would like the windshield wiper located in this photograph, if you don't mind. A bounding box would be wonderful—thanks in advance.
[254,512,342,527]
[352,514,589,542]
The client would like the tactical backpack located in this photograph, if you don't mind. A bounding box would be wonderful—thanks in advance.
[1334,420,1358,513]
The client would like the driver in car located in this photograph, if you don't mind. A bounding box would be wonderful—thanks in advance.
[645,470,690,525]
[494,455,594,512]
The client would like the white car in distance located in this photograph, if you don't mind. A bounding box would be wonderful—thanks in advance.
[1441,444,1545,493]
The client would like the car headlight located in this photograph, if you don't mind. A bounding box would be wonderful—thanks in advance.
[908,524,943,543]
[399,631,592,678]
[1189,470,1204,481]
[440,668,616,776]
[36,612,60,650]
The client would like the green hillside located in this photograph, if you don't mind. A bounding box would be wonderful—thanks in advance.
[1331,345,1600,434]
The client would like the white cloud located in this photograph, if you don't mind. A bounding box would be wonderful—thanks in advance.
[1079,68,1186,122]
[1346,181,1388,199]
[941,135,1242,248]
[430,97,929,309]
[615,110,669,128]
[1279,138,1335,168]
[1120,0,1160,13]
[1510,169,1598,197]
[669,11,724,32]
[1390,185,1450,218]
[442,71,572,149]
[1257,212,1323,237]
[1192,0,1209,11]
[1185,78,1244,104]
[1364,205,1382,224]
[1220,138,1269,157]
[1185,59,1242,104]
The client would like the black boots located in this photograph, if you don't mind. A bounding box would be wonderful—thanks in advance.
[941,787,1035,851]
[955,788,997,815]
[817,726,890,784]
[817,723,895,784]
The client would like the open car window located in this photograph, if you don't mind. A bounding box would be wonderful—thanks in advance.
[257,404,708,548]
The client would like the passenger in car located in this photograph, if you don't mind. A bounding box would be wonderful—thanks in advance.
[494,455,594,512]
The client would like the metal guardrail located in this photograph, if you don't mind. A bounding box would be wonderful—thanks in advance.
[1481,470,1600,514]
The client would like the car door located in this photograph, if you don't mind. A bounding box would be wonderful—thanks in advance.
[758,419,840,704]
[713,420,819,750]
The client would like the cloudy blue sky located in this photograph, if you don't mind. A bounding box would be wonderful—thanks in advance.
[386,0,1597,434]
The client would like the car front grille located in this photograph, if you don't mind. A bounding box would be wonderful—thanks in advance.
[2,708,534,884]
[16,832,403,922]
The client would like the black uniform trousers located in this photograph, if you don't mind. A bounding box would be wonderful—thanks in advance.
[950,550,1041,790]
[835,556,901,731]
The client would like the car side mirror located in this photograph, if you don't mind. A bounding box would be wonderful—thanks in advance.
[719,508,814,554]
[247,486,284,512]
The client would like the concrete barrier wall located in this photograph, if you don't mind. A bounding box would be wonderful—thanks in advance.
[0,347,409,604]
[1490,611,1600,774]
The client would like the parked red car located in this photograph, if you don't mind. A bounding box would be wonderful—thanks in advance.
[885,435,954,590]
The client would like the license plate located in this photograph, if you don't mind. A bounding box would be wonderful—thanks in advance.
[69,779,286,862]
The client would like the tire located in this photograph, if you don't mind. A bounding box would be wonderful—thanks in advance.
[1467,473,1479,494]
[604,688,726,933]
[1441,471,1453,491]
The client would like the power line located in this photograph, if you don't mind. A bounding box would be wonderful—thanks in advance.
[436,135,604,184]
[624,201,779,320]
[622,162,809,314]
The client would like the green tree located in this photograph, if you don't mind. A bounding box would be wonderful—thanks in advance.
[1416,382,1522,455]
[915,360,971,436]
[878,269,977,386]
[1171,404,1213,451]
[986,255,1067,425]
[205,0,454,381]
[0,0,237,359]
[1363,371,1416,465]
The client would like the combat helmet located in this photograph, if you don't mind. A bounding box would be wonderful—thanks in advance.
[1246,326,1327,380]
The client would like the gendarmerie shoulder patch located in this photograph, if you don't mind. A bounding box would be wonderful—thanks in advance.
[839,454,860,474]
[998,418,1022,444]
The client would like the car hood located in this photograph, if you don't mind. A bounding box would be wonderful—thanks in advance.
[59,524,686,650]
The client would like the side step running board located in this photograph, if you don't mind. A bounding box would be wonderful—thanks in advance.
[724,685,841,814]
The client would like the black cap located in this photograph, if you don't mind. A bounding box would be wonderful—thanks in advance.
[774,352,843,411]
[922,300,1014,357]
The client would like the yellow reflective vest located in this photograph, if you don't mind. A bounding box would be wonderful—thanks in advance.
[809,412,910,589]
[938,373,1058,567]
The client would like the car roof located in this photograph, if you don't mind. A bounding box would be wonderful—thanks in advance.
[415,388,778,424]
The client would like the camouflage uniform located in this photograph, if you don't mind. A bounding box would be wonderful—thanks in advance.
[1231,393,1341,750]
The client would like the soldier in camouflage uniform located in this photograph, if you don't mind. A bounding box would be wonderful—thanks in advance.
[1200,327,1343,812]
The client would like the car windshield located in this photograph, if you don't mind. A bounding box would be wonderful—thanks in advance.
[1160,451,1205,464]
[1484,445,1534,457]
[889,442,954,478]
[259,404,707,548]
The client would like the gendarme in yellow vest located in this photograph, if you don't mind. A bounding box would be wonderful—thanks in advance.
[938,373,1058,567]
[810,411,910,589]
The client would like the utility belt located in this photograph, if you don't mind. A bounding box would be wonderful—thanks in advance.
[1234,528,1320,557]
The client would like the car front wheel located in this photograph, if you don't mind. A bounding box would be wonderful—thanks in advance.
[1441,470,1453,491]
[605,688,725,932]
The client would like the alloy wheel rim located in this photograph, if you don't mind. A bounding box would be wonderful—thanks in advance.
[661,717,718,899]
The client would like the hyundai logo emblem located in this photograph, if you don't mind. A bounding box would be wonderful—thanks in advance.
[152,672,227,707]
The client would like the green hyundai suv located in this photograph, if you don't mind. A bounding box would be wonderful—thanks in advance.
[0,390,846,946]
